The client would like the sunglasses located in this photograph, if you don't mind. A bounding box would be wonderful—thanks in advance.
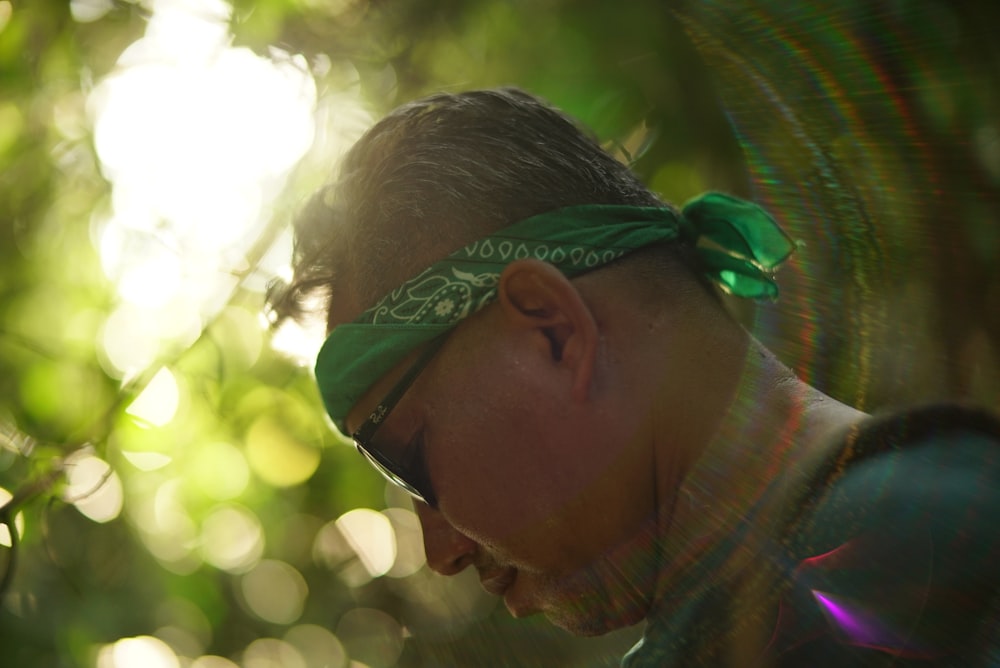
[351,336,449,508]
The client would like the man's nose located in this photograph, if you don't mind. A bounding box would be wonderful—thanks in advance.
[415,503,478,575]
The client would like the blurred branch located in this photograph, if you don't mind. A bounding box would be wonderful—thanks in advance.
[102,212,290,428]
[0,331,70,362]
[0,509,19,604]
[0,421,35,458]
[0,193,293,605]
[0,458,64,604]
[0,462,64,513]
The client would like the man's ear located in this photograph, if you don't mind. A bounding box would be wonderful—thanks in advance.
[496,259,598,402]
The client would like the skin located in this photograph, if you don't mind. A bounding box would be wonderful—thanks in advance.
[334,257,869,639]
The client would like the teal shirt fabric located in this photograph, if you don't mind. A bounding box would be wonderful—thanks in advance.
[623,405,1000,667]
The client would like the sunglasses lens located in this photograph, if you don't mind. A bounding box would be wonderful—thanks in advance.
[349,336,449,508]
[355,440,434,506]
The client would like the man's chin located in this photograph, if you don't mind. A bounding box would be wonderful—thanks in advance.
[503,593,616,637]
[541,602,647,638]
[502,556,655,636]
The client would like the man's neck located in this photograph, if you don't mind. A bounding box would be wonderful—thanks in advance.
[649,334,868,608]
[709,337,868,459]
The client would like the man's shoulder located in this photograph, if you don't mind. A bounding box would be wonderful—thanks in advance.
[847,402,1000,454]
[791,401,1000,562]
[810,402,998,504]
[622,403,1000,668]
[774,402,1000,665]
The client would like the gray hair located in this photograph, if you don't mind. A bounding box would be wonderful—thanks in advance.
[268,87,713,325]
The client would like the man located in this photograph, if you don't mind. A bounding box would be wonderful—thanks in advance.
[272,88,1000,666]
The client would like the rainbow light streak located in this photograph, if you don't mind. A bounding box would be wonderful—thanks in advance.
[811,589,925,657]
[798,538,856,569]
[674,2,977,409]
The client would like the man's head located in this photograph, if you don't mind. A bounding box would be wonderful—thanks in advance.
[274,88,788,635]
[273,87,714,328]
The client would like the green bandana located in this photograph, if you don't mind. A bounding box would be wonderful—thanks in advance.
[316,191,795,433]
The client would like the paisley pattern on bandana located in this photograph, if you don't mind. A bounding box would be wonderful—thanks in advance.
[364,247,627,329]
[369,269,500,325]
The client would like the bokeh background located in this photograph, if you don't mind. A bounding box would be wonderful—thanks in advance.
[1,0,998,666]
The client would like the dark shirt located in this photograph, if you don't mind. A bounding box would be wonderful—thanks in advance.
[624,405,1000,667]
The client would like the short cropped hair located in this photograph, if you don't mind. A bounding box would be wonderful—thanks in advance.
[269,87,712,324]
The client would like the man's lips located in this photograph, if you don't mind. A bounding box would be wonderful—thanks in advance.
[478,568,517,596]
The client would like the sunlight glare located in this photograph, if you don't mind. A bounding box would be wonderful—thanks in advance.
[90,0,315,257]
[335,508,396,578]
[62,451,124,523]
[99,304,164,378]
[117,250,180,308]
[335,608,403,668]
[134,480,199,570]
[97,635,179,668]
[190,657,239,668]
[243,638,305,668]
[245,416,321,487]
[269,314,325,366]
[98,298,204,379]
[88,0,318,377]
[240,559,308,625]
[153,624,203,659]
[313,519,354,568]
[70,0,113,24]
[190,441,250,500]
[383,507,426,578]
[283,624,347,668]
[0,2,11,35]
[121,451,173,471]
[0,488,25,547]
[126,367,180,427]
[200,504,264,573]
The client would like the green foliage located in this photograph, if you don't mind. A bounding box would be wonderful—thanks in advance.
[0,0,998,666]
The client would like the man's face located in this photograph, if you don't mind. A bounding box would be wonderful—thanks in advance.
[343,306,662,636]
